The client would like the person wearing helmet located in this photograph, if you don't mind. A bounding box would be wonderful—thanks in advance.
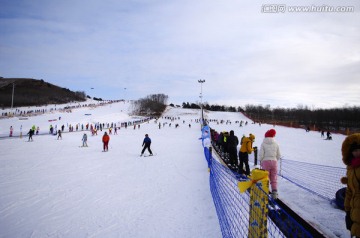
[238,133,255,176]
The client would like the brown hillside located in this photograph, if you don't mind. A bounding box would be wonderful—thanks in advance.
[0,78,86,108]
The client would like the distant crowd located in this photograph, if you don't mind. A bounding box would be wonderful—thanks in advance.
[1,100,123,118]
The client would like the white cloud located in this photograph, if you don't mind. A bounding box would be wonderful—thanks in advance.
[0,0,359,108]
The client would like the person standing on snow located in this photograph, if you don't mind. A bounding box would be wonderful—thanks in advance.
[222,131,229,154]
[82,133,88,147]
[227,130,239,169]
[341,133,360,238]
[27,128,34,141]
[9,126,13,137]
[239,133,255,176]
[141,134,153,156]
[57,130,62,140]
[259,129,281,199]
[102,132,110,151]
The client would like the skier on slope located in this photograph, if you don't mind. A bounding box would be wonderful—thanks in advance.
[57,130,62,140]
[9,126,13,137]
[102,132,110,152]
[82,133,88,147]
[141,134,153,156]
[27,128,34,141]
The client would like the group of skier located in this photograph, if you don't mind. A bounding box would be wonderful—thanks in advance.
[211,128,281,199]
[98,131,152,154]
[5,120,154,155]
[78,127,152,154]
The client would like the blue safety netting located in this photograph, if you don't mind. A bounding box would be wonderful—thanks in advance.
[210,158,313,238]
[203,143,314,238]
[278,159,346,201]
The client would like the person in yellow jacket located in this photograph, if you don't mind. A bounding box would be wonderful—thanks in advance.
[341,133,360,238]
[238,133,255,176]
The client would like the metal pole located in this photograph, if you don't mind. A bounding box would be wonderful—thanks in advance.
[11,83,15,110]
[198,79,205,124]
[124,88,127,103]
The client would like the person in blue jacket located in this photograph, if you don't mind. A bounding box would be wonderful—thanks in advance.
[141,134,153,156]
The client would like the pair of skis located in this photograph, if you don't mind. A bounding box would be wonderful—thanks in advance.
[140,153,157,157]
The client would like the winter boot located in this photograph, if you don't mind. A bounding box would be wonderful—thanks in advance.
[271,190,278,199]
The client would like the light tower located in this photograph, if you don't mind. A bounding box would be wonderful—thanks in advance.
[198,79,205,125]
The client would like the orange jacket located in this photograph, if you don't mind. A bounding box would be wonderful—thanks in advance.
[102,134,110,143]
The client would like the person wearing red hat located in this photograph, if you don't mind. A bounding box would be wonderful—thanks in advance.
[259,129,281,199]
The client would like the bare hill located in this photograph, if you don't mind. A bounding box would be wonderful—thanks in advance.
[0,78,86,108]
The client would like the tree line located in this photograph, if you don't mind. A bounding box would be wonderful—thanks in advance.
[181,102,240,112]
[180,102,360,133]
[132,94,168,116]
[244,104,360,132]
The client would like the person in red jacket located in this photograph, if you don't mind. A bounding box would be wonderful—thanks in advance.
[102,132,110,152]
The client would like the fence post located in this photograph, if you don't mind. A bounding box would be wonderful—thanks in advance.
[238,169,269,238]
[208,147,212,172]
[253,146,258,165]
[249,169,269,238]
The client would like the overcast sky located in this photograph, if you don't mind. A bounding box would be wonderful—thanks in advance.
[1,0,359,108]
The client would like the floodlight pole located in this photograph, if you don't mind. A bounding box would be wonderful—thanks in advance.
[11,83,15,110]
[198,79,205,125]
[124,88,127,103]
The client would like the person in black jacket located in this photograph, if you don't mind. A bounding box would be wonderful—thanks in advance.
[141,134,153,156]
[27,128,34,141]
[227,130,239,169]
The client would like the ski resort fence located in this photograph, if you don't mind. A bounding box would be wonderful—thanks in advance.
[204,146,313,238]
[277,159,346,202]
[200,125,346,237]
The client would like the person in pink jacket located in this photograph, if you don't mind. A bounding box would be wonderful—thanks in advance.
[259,129,281,199]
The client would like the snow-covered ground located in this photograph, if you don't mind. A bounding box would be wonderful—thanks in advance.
[0,101,348,237]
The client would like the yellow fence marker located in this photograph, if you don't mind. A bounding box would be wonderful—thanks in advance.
[238,169,269,238]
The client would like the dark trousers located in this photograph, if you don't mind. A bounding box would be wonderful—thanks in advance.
[103,142,109,151]
[239,152,250,175]
[141,145,152,155]
[229,147,238,167]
